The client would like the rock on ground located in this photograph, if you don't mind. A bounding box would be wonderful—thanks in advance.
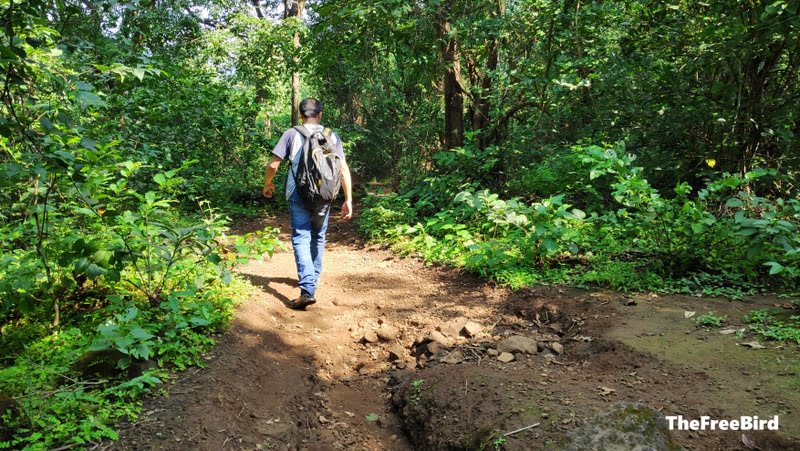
[438,318,467,338]
[461,322,483,337]
[497,335,538,354]
[426,342,444,355]
[426,330,453,347]
[363,330,379,344]
[377,323,398,341]
[549,402,683,451]
[497,352,515,363]
[387,345,406,361]
[440,350,464,365]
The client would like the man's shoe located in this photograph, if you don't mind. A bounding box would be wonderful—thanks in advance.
[289,294,316,310]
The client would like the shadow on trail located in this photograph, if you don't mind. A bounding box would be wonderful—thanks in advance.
[114,316,331,450]
[240,273,295,308]
[117,216,415,450]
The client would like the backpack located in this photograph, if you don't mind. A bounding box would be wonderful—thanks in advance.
[291,125,342,208]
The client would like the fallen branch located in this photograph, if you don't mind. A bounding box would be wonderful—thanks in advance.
[546,359,568,366]
[14,380,109,399]
[503,422,540,437]
[171,385,201,395]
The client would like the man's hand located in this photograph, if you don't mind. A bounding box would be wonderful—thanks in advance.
[263,182,275,198]
[263,156,282,199]
[341,199,353,220]
[339,159,353,220]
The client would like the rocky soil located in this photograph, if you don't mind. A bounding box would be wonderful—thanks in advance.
[114,215,800,451]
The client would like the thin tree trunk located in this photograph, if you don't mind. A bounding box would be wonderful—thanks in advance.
[734,5,791,177]
[473,0,506,151]
[292,67,300,125]
[348,90,365,126]
[285,0,306,126]
[438,3,464,150]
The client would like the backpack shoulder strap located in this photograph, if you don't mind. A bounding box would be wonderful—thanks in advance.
[289,126,311,183]
[292,125,312,138]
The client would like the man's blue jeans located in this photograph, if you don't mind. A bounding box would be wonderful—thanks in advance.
[288,190,330,298]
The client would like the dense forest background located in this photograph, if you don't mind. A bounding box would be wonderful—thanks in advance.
[1,0,799,448]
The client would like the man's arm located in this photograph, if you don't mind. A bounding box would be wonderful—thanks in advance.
[340,159,353,220]
[263,155,283,198]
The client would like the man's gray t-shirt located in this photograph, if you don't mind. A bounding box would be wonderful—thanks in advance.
[272,124,345,200]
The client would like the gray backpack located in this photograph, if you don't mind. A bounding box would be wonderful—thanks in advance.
[291,126,342,208]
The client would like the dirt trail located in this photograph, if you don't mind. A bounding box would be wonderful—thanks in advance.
[117,215,483,450]
[117,215,800,451]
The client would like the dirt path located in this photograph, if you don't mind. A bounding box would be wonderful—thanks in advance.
[117,215,800,451]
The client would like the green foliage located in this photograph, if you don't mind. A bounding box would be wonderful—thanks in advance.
[578,260,664,293]
[695,312,725,328]
[317,0,800,298]
[313,0,800,191]
[357,194,417,241]
[663,272,761,301]
[478,432,508,451]
[3,0,800,445]
[0,278,254,450]
[746,309,800,344]
[505,149,594,203]
[0,2,287,448]
[409,378,425,405]
[0,328,155,449]
[0,200,278,448]
[578,144,800,284]
[358,143,800,294]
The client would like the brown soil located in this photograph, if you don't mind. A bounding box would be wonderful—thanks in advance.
[115,214,800,451]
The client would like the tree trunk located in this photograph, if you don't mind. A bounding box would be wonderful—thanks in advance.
[350,92,365,126]
[438,3,464,150]
[285,0,306,126]
[472,0,506,151]
[731,5,792,178]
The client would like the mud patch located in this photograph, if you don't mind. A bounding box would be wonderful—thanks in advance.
[392,363,540,450]
[608,293,800,440]
[551,402,681,451]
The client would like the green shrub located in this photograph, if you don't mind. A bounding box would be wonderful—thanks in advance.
[357,142,800,294]
[358,193,417,241]
[746,309,800,344]
[695,312,725,328]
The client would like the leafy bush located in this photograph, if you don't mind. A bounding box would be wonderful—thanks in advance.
[358,142,800,294]
[0,277,253,450]
[746,309,800,344]
[578,143,799,284]
[357,194,417,241]
[695,312,725,328]
[0,13,285,446]
[504,148,601,206]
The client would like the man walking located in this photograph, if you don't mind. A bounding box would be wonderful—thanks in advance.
[262,98,353,310]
